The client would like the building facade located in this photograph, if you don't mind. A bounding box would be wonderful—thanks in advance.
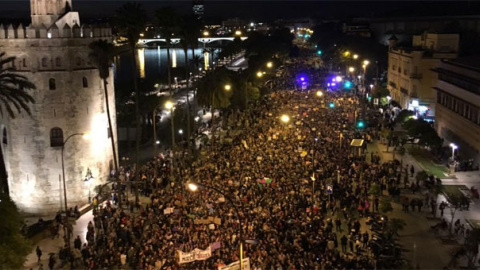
[387,33,459,118]
[432,57,480,165]
[0,0,117,215]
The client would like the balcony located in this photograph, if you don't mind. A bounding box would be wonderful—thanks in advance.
[389,81,397,88]
[400,87,409,95]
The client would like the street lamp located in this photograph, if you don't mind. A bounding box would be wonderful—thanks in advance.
[363,60,370,66]
[61,132,90,249]
[224,84,232,91]
[187,182,245,269]
[235,30,242,36]
[203,31,209,36]
[266,62,273,68]
[348,67,355,73]
[280,114,290,123]
[316,90,323,97]
[353,54,359,59]
[256,71,263,78]
[165,100,175,151]
[449,143,458,160]
[179,129,183,135]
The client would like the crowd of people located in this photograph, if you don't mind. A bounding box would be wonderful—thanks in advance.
[58,85,412,270]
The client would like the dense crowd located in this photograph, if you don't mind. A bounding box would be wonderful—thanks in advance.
[63,87,407,270]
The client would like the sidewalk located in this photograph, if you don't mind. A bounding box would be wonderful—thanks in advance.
[368,139,480,268]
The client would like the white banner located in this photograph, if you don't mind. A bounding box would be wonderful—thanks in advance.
[218,258,251,270]
[177,247,212,264]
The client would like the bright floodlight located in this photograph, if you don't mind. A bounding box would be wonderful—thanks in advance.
[363,60,370,66]
[224,84,232,91]
[266,62,273,68]
[165,101,174,109]
[188,183,198,192]
[449,143,458,150]
[235,30,242,36]
[179,129,183,135]
[257,71,263,78]
[281,114,290,123]
[156,140,160,144]
[353,54,359,59]
[316,91,323,97]
[335,76,342,82]
[348,67,355,72]
[203,31,209,36]
[82,133,91,139]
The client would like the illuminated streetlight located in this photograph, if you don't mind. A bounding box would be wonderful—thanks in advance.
[235,30,242,36]
[156,140,160,145]
[363,60,370,66]
[281,114,290,123]
[203,31,209,36]
[335,76,342,82]
[224,84,232,91]
[266,62,273,68]
[257,71,263,78]
[179,129,183,135]
[165,101,174,110]
[344,51,350,57]
[353,54,359,59]
[348,67,355,73]
[450,143,458,160]
[188,183,198,192]
[316,90,323,97]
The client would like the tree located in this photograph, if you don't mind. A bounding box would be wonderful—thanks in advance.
[0,52,36,195]
[395,109,415,124]
[155,7,179,96]
[386,218,406,239]
[88,40,119,177]
[115,2,147,200]
[464,228,480,268]
[372,86,390,105]
[379,197,394,213]
[0,193,31,269]
[446,194,463,235]
[0,53,35,119]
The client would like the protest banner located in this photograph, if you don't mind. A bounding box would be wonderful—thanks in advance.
[218,258,251,270]
[177,247,212,264]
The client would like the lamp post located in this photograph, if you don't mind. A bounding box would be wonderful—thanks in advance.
[449,143,458,160]
[61,132,89,249]
[187,182,245,269]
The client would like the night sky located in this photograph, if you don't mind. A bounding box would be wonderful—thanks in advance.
[0,1,478,23]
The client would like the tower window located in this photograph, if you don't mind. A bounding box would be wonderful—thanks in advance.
[75,57,82,66]
[50,127,63,147]
[55,57,61,67]
[22,58,26,68]
[49,78,56,90]
[2,127,7,144]
[82,77,88,88]
[42,57,48,67]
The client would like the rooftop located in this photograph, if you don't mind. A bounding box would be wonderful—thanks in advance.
[444,56,480,72]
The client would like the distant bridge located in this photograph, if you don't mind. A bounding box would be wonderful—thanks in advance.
[138,36,248,46]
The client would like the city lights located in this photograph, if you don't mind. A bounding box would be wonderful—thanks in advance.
[224,84,232,91]
[281,114,290,123]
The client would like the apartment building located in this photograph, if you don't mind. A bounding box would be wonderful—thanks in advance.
[387,33,459,118]
[432,57,480,164]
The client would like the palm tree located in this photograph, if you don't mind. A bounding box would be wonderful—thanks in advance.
[0,53,35,118]
[180,14,202,153]
[196,68,232,149]
[88,40,119,177]
[115,2,146,201]
[0,52,35,195]
[155,7,179,97]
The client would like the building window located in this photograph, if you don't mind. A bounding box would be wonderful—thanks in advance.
[42,57,48,67]
[2,128,7,144]
[49,78,56,90]
[55,57,61,67]
[50,127,63,147]
[82,77,88,88]
[76,57,82,66]
[22,58,26,68]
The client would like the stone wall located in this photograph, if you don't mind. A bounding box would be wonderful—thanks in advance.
[0,31,117,215]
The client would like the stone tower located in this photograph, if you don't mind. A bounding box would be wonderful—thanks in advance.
[0,0,117,215]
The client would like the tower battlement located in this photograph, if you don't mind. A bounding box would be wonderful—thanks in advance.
[0,23,112,40]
